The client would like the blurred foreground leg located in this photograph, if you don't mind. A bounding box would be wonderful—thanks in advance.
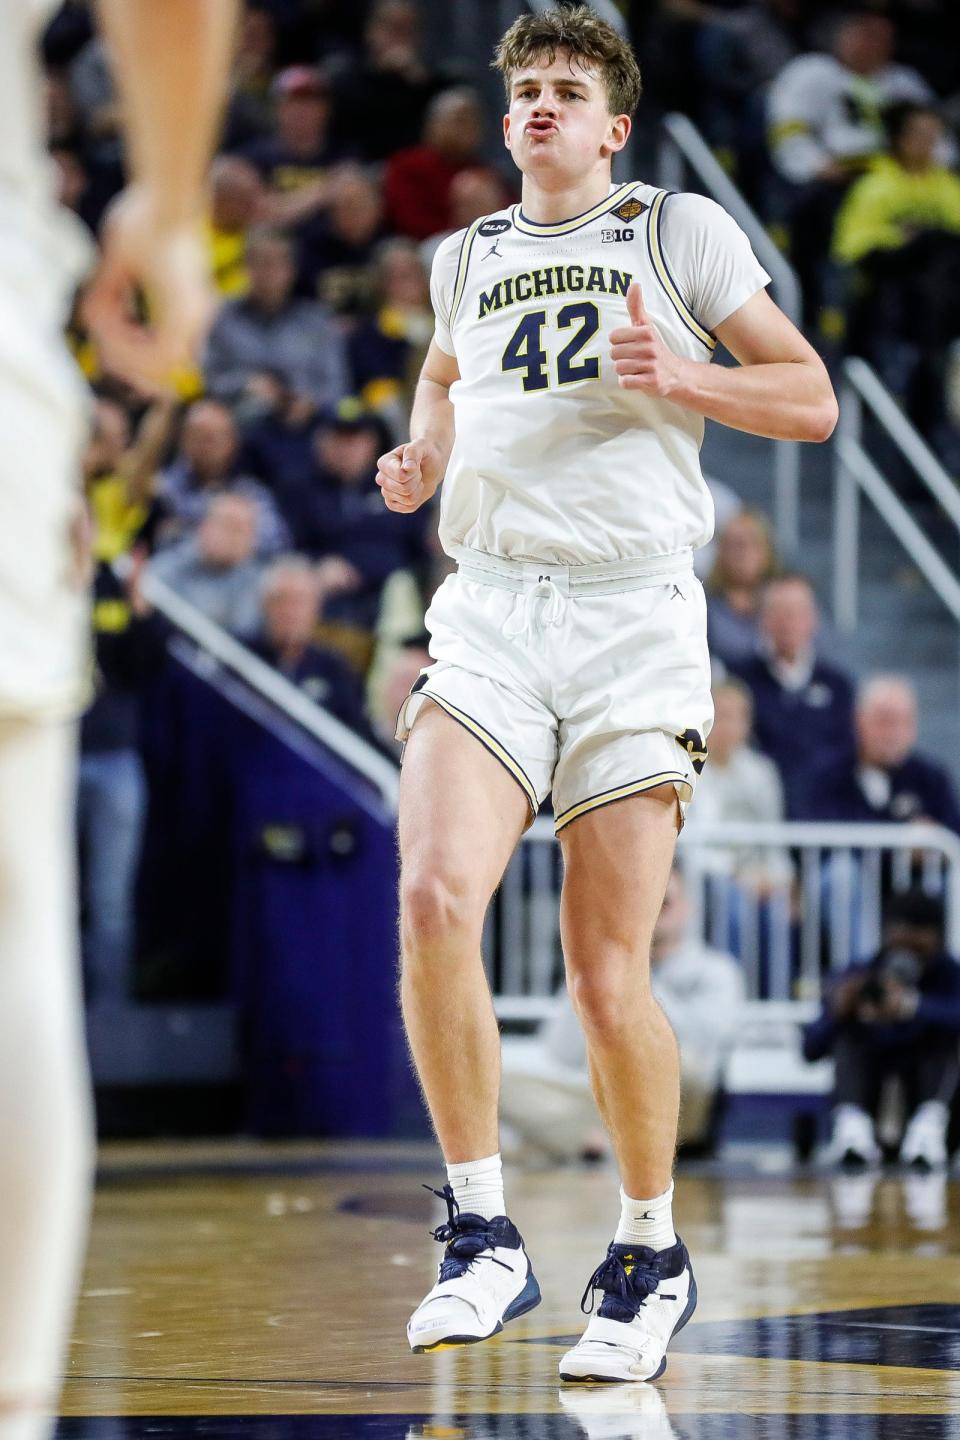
[0,719,95,1439]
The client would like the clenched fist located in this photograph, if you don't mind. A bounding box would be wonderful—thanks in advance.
[376,437,444,513]
[609,282,688,398]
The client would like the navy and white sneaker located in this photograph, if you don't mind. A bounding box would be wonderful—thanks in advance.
[560,1237,697,1383]
[407,1183,541,1353]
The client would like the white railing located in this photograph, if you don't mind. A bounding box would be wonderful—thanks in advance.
[489,819,960,1019]
[833,356,960,633]
[657,111,802,555]
[140,571,401,811]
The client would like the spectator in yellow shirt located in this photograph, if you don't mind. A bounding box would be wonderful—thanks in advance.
[833,103,960,266]
[83,396,177,561]
[205,155,266,298]
[833,102,960,447]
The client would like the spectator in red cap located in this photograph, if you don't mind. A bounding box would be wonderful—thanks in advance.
[240,64,348,232]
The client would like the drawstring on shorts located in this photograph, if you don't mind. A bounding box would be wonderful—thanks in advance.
[502,575,567,639]
[452,546,695,640]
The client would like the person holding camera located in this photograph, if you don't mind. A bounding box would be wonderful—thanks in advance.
[804,892,960,1169]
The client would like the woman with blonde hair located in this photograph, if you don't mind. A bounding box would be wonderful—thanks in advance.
[706,507,780,666]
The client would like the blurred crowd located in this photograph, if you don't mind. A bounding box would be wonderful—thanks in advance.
[44,0,960,1163]
[632,0,960,460]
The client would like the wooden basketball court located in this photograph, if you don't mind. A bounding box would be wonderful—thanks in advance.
[58,1142,960,1438]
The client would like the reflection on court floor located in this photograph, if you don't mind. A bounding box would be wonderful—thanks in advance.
[58,1144,960,1439]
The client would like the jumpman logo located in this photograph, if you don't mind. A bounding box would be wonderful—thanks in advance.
[482,238,503,260]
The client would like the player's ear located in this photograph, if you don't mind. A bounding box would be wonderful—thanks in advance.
[503,111,513,152]
[603,113,631,158]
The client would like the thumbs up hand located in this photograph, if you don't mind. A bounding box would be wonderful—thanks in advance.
[626,281,648,328]
[609,282,687,398]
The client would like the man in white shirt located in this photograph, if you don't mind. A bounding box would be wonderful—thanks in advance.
[376,5,837,1383]
[0,4,235,1435]
[768,12,934,188]
[767,10,936,317]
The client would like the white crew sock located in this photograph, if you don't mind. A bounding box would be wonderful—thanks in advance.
[446,1152,505,1221]
[614,1181,677,1252]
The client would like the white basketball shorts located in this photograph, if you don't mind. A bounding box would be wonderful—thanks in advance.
[396,547,713,833]
[0,290,91,720]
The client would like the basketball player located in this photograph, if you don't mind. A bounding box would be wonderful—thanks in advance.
[0,5,235,1435]
[376,8,837,1383]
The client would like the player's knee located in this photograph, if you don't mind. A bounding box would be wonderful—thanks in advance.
[399,868,478,958]
[569,954,652,1042]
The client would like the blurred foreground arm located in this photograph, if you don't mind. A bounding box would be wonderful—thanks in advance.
[83,0,238,390]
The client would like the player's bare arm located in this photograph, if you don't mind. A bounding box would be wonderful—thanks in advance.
[375,340,460,514]
[610,282,839,443]
[83,0,238,390]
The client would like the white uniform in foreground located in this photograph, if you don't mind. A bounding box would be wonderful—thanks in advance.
[398,183,770,824]
[0,0,92,720]
[0,2,95,1435]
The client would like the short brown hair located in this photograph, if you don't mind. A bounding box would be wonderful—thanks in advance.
[493,6,642,118]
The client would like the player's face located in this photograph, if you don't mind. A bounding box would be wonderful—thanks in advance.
[502,54,629,183]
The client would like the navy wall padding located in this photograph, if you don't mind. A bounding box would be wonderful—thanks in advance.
[232,760,403,1136]
[138,652,425,1137]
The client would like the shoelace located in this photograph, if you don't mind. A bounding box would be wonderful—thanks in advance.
[580,1247,677,1320]
[423,1183,513,1282]
[502,577,566,640]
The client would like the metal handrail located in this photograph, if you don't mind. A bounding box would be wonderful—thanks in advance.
[658,114,802,325]
[657,111,802,555]
[843,357,960,528]
[141,571,401,810]
[834,359,960,633]
[833,439,960,631]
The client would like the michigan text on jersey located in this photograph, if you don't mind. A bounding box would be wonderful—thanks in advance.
[478,265,631,319]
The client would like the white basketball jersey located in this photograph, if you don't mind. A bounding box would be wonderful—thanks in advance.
[0,0,92,331]
[430,182,770,566]
[0,0,92,720]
